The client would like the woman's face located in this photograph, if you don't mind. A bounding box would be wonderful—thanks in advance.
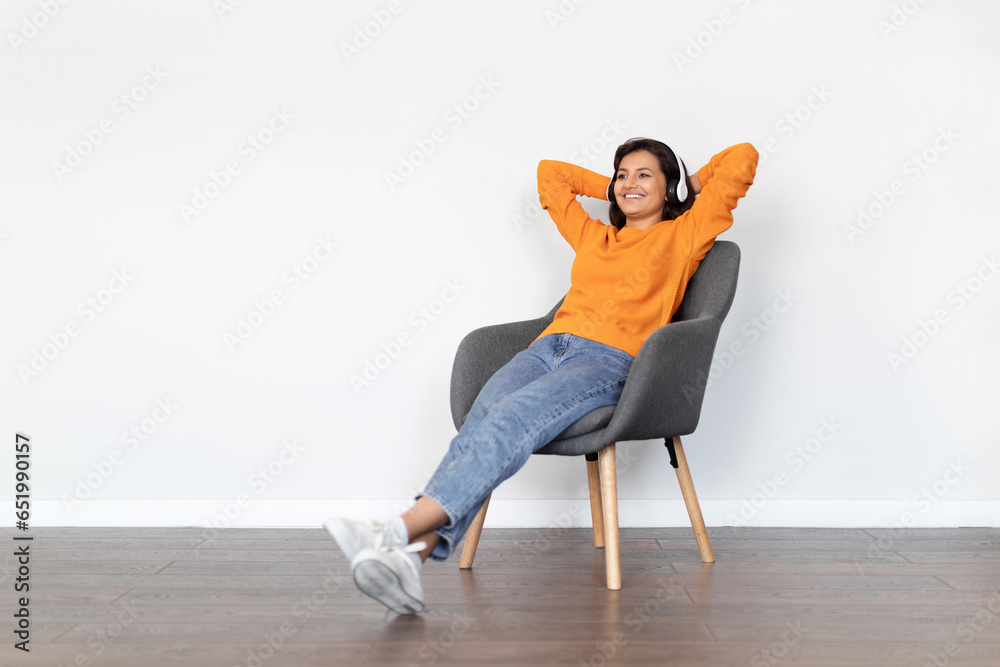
[613,149,668,225]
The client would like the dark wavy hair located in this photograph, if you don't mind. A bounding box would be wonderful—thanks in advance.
[608,137,695,230]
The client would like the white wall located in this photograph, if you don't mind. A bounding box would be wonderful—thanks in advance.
[2,0,998,530]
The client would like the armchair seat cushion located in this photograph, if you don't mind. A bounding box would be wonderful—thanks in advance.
[553,405,616,441]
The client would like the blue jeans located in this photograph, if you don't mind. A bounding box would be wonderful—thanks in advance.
[418,333,635,561]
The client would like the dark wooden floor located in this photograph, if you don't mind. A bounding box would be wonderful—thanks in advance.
[1,526,999,666]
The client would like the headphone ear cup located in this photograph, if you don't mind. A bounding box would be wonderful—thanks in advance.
[607,178,615,203]
[676,159,689,203]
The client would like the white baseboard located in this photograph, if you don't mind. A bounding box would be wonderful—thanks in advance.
[6,499,998,528]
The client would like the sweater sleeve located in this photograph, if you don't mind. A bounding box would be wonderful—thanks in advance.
[537,159,611,252]
[680,142,759,259]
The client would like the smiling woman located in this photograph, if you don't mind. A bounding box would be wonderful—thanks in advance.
[322,136,759,615]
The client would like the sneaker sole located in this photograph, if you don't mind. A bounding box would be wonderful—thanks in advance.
[353,558,424,615]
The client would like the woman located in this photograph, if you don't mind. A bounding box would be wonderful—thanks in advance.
[325,137,759,614]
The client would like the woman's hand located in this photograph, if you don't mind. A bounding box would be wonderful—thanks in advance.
[689,170,702,196]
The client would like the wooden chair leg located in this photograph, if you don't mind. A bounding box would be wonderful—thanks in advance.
[672,436,714,563]
[586,457,605,548]
[459,492,491,569]
[598,444,621,590]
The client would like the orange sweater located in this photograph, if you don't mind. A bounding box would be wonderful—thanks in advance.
[531,142,758,358]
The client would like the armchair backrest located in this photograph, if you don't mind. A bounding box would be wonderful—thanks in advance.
[671,240,741,325]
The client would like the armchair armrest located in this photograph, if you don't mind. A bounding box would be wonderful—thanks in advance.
[603,315,723,443]
[449,314,553,431]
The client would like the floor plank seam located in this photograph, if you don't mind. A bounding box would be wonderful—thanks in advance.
[46,622,82,644]
[151,560,178,575]
[701,620,716,643]
[105,589,132,605]
[359,641,376,666]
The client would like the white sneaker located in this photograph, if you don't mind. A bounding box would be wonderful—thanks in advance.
[352,542,427,615]
[323,517,407,562]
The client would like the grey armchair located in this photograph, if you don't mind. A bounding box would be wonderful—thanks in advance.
[450,240,740,589]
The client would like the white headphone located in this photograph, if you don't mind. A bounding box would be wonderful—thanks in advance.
[670,147,689,203]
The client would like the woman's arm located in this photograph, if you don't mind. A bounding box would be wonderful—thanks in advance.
[680,142,758,257]
[689,169,702,196]
[537,160,610,252]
